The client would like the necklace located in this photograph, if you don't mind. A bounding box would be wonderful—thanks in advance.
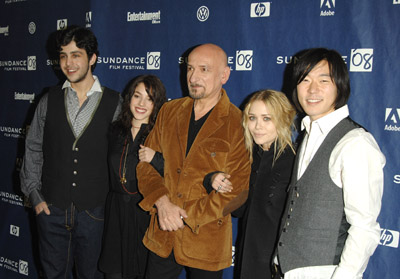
[118,137,138,195]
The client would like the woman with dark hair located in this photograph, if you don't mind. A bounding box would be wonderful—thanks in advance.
[205,90,296,278]
[99,75,167,279]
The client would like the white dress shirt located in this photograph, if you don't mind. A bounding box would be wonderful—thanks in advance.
[284,105,385,279]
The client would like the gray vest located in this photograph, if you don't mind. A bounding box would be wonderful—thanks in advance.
[277,117,360,273]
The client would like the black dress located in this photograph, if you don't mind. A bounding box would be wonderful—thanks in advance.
[99,124,162,279]
[234,143,295,279]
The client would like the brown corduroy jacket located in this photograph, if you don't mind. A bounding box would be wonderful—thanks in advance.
[137,89,250,271]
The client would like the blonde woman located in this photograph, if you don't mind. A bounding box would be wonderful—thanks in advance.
[206,89,296,278]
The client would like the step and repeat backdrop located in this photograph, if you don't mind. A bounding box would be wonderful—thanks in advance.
[1,0,399,278]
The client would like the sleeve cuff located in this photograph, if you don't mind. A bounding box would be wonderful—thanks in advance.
[29,190,45,208]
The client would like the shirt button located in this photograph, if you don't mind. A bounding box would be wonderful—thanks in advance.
[268,193,274,198]
[177,193,182,198]
[210,152,216,157]
[279,242,283,246]
[73,171,77,175]
[296,192,299,198]
[74,159,78,163]
[177,169,181,174]
[74,147,79,151]
[72,183,76,187]
[217,219,223,225]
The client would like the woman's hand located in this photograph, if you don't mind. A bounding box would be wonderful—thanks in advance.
[138,145,156,163]
[211,173,232,193]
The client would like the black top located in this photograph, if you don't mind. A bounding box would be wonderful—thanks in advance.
[186,105,213,156]
[99,124,163,278]
[234,143,295,279]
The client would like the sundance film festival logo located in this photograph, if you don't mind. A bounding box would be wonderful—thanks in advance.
[197,6,209,22]
[250,2,270,17]
[320,0,335,16]
[0,191,24,206]
[147,52,160,70]
[394,174,400,184]
[0,25,9,36]
[98,52,161,71]
[384,108,400,132]
[236,50,253,71]
[0,56,36,72]
[0,257,28,276]
[86,11,92,27]
[349,48,373,72]
[380,229,399,248]
[10,225,20,237]
[57,19,67,30]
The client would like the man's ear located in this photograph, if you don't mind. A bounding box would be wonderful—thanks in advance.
[89,53,97,66]
[221,66,231,85]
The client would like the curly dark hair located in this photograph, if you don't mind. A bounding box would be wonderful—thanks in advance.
[56,25,99,71]
[116,75,167,142]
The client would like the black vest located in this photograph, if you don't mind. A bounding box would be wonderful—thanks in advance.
[278,117,361,273]
[42,86,119,210]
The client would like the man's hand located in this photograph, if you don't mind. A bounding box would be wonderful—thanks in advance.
[155,195,188,231]
[35,201,50,215]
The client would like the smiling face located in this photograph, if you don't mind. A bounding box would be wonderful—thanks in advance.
[186,44,230,101]
[59,40,96,85]
[297,60,338,121]
[247,100,278,150]
[129,82,154,125]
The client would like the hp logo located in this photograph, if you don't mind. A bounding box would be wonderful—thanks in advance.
[250,3,270,17]
[57,19,67,30]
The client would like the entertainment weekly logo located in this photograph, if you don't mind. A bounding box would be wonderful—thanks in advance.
[15,91,35,103]
[384,108,400,132]
[127,10,161,24]
[0,256,28,276]
[380,229,399,248]
[97,52,161,70]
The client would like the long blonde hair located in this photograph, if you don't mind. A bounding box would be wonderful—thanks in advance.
[242,90,296,163]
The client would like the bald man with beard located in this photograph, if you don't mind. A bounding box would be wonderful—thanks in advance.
[137,44,251,279]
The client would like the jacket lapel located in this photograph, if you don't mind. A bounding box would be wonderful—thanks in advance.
[176,97,193,159]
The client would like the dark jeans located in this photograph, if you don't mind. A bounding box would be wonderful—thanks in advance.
[145,251,223,279]
[36,203,104,279]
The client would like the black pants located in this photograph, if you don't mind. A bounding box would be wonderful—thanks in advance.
[145,251,223,279]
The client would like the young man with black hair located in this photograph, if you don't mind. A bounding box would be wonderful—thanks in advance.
[275,48,385,279]
[21,25,121,278]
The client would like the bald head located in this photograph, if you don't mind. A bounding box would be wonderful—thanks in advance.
[189,44,228,68]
